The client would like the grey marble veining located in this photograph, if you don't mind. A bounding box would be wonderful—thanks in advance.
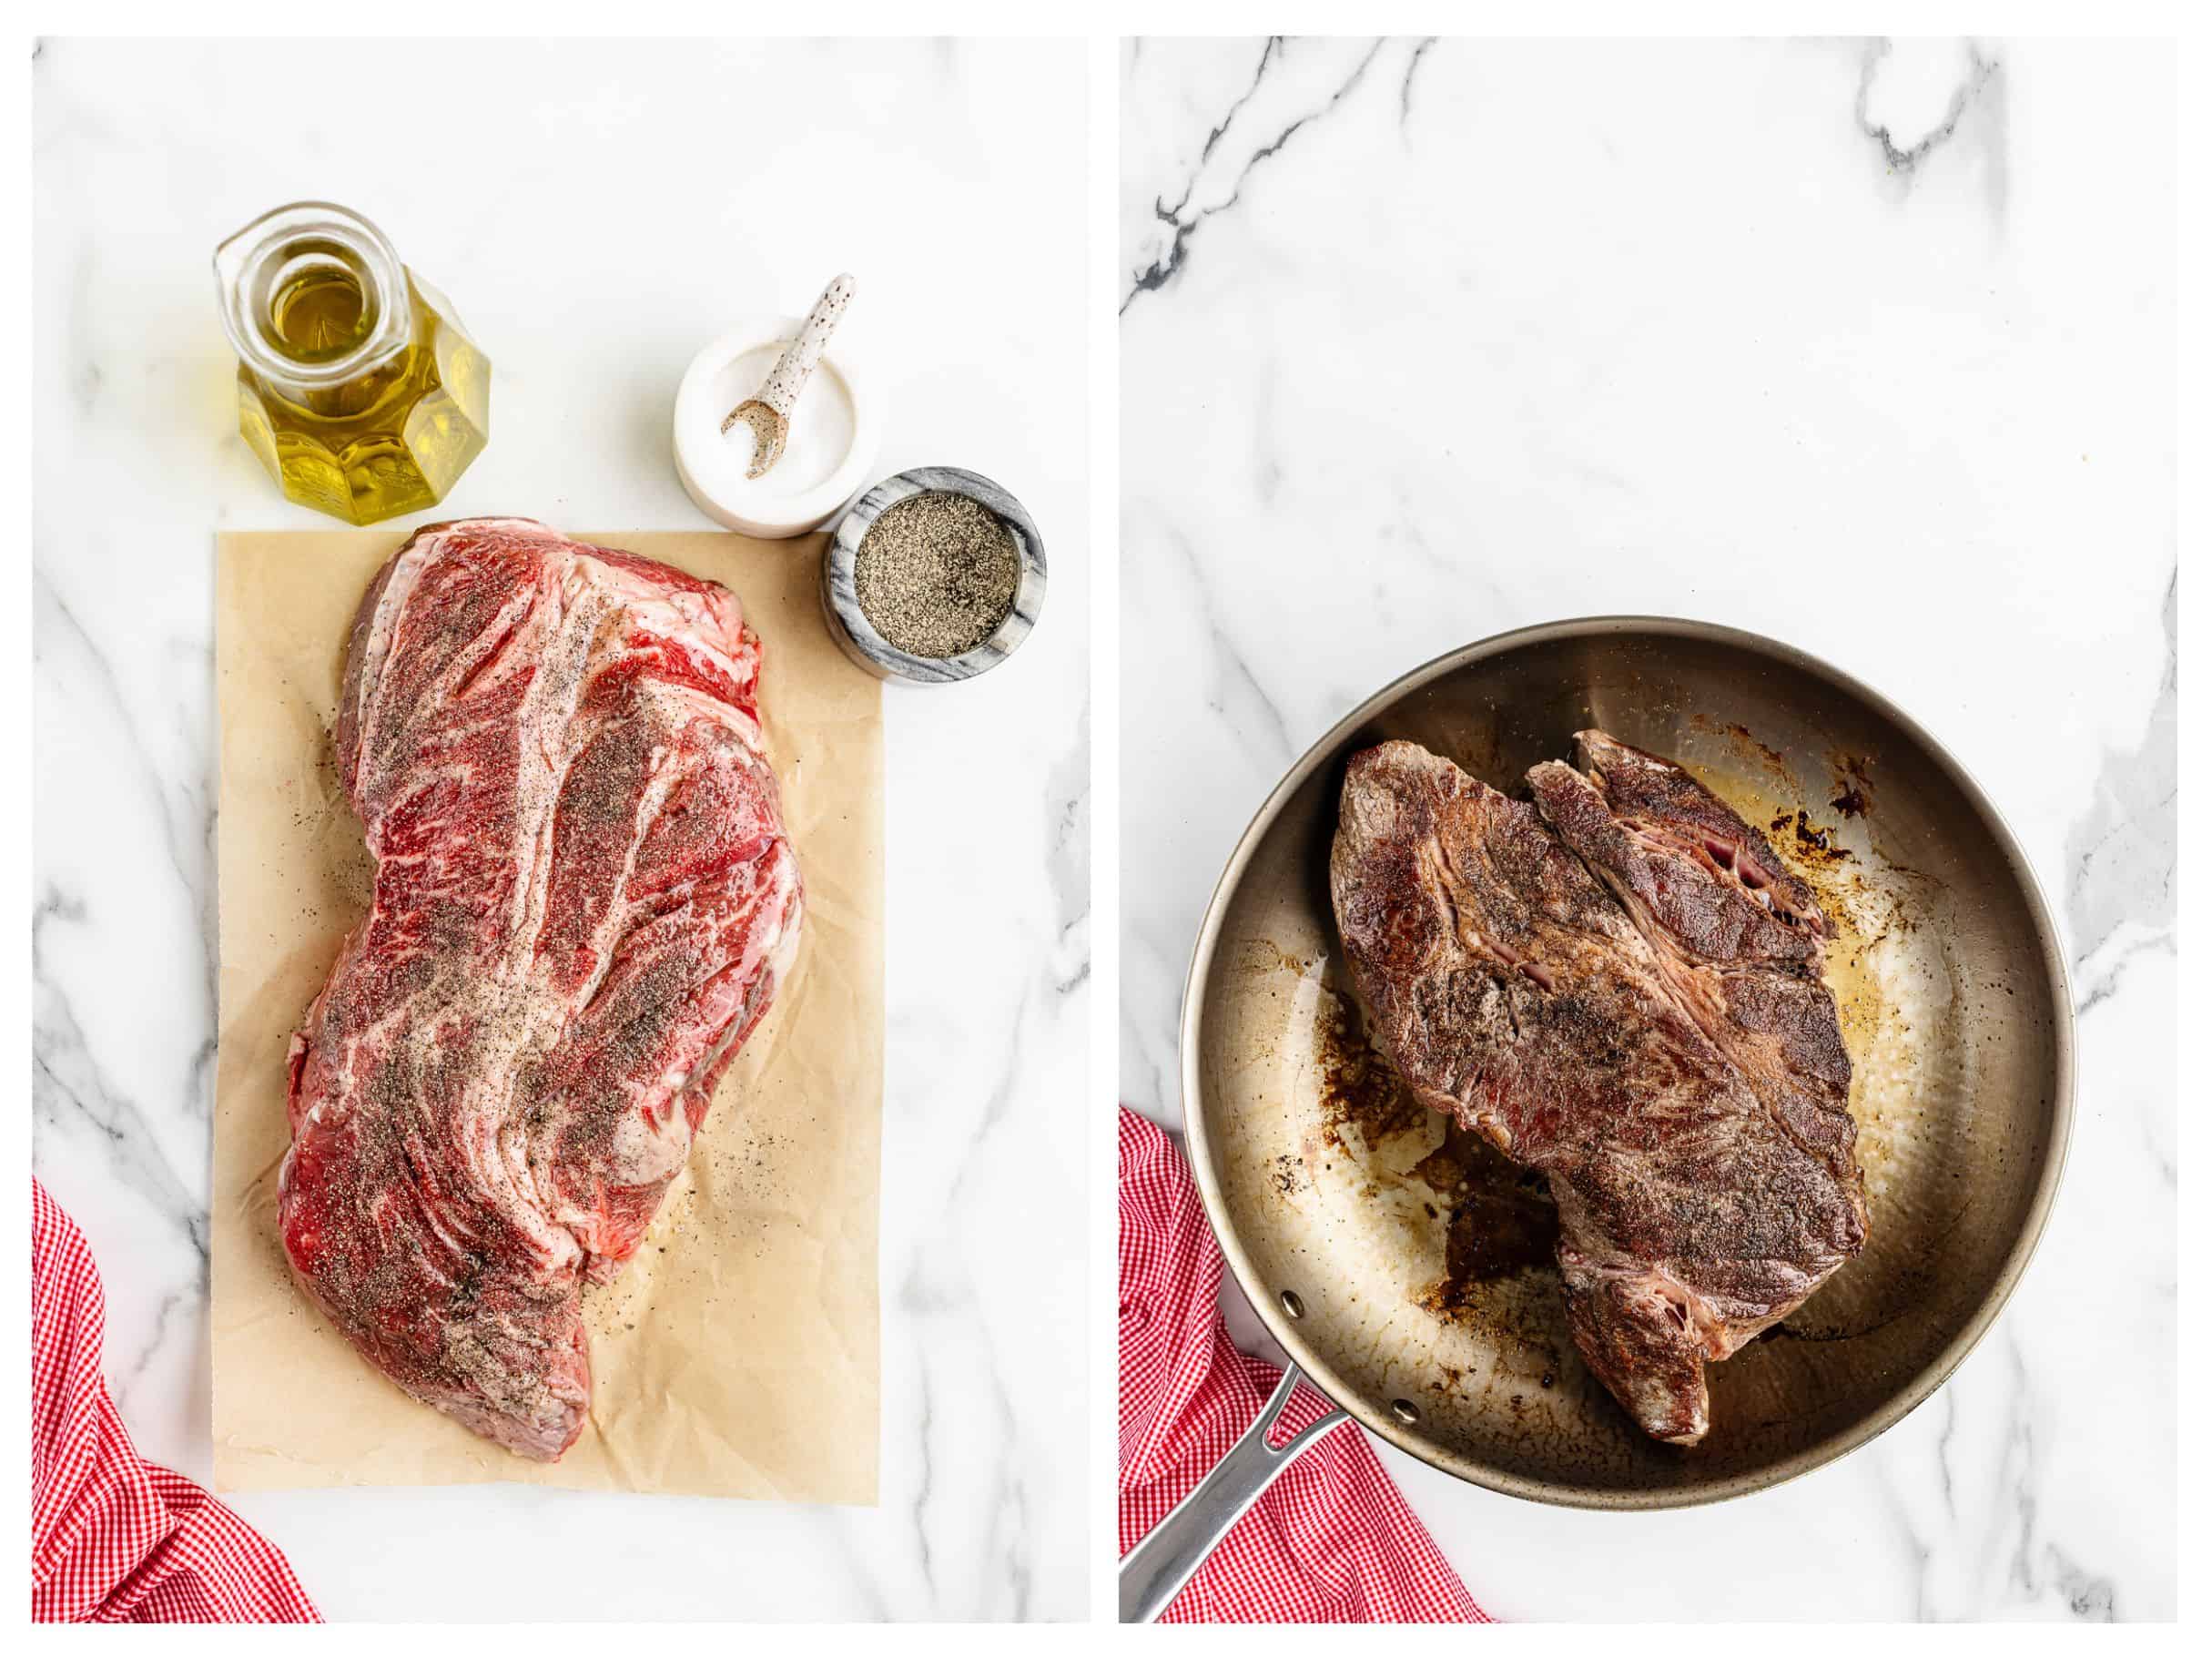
[1121,35,2174,1621]
[2066,572,2177,1022]
[1853,36,2008,210]
[822,465,1048,684]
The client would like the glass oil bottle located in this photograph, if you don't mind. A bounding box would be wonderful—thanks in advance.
[214,202,491,524]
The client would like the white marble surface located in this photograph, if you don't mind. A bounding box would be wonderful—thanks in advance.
[33,37,1088,1621]
[1121,36,2173,1622]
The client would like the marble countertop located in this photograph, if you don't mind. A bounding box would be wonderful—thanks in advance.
[1121,36,2174,1621]
[33,37,1088,1621]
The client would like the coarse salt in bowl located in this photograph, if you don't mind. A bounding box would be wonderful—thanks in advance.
[673,314,886,539]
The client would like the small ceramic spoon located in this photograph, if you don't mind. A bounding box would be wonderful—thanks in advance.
[722,272,856,480]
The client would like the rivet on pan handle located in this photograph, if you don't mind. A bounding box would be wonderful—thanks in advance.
[1117,1357,1352,1622]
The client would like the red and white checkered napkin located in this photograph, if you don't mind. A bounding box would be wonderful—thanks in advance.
[31,1180,320,1623]
[1119,1108,1486,1623]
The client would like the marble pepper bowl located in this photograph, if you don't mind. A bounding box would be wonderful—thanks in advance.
[820,465,1046,685]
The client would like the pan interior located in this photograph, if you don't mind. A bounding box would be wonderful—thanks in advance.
[1189,624,2067,1505]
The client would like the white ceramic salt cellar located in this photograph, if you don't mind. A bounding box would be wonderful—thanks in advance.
[674,308,884,538]
[822,466,1047,686]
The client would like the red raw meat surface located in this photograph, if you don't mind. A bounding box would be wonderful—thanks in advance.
[278,518,802,1460]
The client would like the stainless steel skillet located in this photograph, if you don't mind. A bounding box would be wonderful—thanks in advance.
[1121,617,2073,1621]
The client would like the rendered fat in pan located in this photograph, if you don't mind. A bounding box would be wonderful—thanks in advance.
[1121,616,2072,1622]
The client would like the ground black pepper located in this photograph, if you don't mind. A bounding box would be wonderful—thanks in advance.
[852,491,1020,658]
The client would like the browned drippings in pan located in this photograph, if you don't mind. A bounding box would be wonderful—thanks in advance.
[1181,618,2071,1509]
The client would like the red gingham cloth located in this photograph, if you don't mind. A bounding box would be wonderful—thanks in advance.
[1119,1108,1485,1623]
[31,1180,320,1623]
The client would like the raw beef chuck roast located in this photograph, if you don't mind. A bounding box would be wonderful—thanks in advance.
[1329,733,1863,1444]
[278,518,802,1460]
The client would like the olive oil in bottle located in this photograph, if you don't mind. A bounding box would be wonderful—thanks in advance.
[269,263,373,361]
[214,202,490,524]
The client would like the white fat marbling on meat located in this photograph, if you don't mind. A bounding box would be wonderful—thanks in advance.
[45,36,1087,1616]
[331,523,801,1284]
[604,1096,691,1191]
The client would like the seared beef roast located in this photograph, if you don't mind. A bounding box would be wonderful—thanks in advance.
[1329,732,1864,1444]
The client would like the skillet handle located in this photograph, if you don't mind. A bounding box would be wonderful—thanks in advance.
[1117,1357,1352,1622]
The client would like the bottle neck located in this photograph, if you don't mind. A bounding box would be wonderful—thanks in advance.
[215,202,413,403]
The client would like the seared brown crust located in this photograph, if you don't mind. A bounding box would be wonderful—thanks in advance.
[1329,737,1864,1445]
[1529,731,1827,964]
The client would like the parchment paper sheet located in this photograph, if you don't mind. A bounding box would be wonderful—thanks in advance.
[211,529,881,1502]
